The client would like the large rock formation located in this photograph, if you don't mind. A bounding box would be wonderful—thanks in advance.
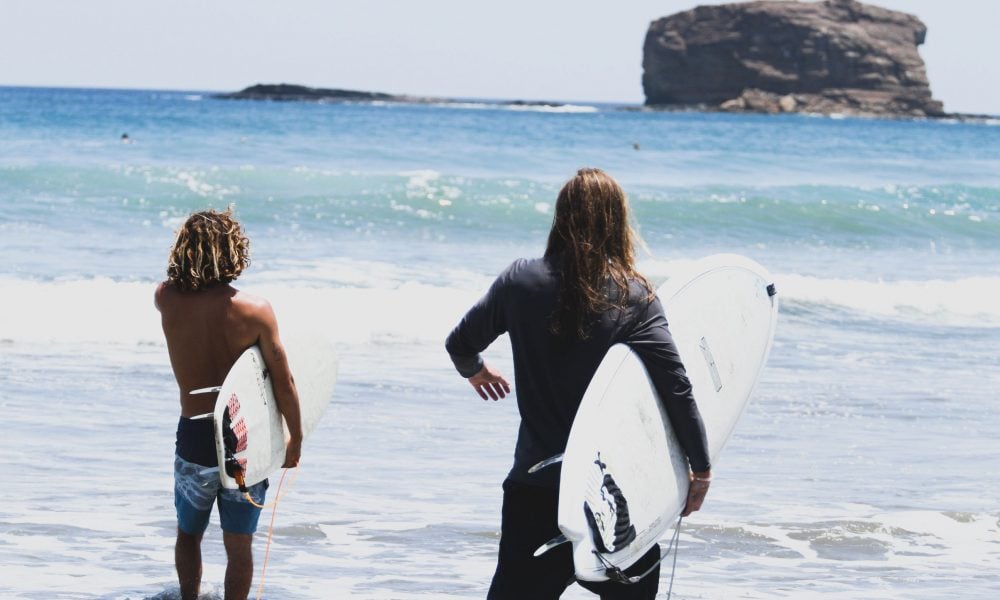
[642,0,944,117]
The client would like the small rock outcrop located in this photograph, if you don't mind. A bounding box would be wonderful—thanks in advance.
[214,84,426,103]
[642,0,944,117]
[214,84,571,110]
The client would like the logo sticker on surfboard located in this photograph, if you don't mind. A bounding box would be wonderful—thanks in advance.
[222,393,249,477]
[583,452,637,554]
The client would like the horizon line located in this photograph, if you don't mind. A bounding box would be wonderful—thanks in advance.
[0,82,644,108]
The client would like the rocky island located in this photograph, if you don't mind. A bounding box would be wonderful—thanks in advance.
[214,83,440,103]
[215,84,568,109]
[642,0,944,117]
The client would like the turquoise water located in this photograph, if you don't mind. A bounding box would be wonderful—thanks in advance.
[0,87,998,599]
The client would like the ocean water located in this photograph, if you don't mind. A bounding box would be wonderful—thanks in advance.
[0,86,998,599]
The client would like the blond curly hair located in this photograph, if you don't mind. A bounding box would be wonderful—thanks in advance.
[167,209,250,291]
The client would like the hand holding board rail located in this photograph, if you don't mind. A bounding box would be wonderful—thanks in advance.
[213,332,338,489]
[549,254,778,582]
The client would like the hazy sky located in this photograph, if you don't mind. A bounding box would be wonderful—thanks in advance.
[2,0,997,114]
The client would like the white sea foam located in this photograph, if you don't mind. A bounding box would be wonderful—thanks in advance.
[502,103,599,114]
[776,273,1000,326]
[0,275,485,350]
[430,101,599,114]
[1,268,996,355]
[638,259,1000,327]
[679,508,1000,599]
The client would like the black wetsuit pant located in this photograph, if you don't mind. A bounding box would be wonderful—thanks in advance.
[488,478,661,600]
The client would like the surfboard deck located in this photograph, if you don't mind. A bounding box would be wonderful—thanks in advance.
[555,254,778,582]
[213,332,338,489]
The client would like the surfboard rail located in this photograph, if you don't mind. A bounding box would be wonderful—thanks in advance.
[556,254,778,582]
[213,332,338,489]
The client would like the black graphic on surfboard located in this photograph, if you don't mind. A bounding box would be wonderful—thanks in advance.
[583,453,637,554]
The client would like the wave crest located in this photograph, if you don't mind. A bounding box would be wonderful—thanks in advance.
[2,268,996,352]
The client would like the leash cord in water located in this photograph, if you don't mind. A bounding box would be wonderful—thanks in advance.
[254,467,292,600]
[665,516,683,600]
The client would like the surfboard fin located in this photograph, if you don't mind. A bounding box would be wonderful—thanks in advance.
[533,534,569,557]
[528,453,564,473]
[189,386,222,395]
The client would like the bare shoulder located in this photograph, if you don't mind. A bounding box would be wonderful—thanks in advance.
[154,281,176,311]
[231,290,287,363]
[231,289,277,326]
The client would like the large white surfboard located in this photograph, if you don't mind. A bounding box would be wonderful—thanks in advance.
[213,332,338,489]
[556,254,778,582]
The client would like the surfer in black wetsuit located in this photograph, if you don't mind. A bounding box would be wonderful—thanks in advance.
[156,209,303,600]
[446,168,712,599]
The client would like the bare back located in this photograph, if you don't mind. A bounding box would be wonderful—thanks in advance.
[156,282,277,417]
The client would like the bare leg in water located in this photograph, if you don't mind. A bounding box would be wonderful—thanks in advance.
[176,529,204,600]
[223,532,254,599]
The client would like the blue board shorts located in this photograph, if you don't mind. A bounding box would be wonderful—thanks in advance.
[174,454,268,535]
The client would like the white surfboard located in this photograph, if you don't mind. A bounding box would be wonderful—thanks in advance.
[213,332,338,489]
[554,254,778,582]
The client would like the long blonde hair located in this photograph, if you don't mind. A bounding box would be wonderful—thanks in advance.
[545,168,652,339]
[167,209,250,291]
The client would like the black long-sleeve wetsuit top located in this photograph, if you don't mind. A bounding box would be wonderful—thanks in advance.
[446,256,711,488]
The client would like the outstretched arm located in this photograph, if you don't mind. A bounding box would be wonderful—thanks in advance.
[446,264,514,398]
[255,301,303,468]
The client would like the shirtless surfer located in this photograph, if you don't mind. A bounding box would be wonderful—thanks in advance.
[156,209,302,600]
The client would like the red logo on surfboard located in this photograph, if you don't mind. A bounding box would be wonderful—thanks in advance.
[223,393,249,473]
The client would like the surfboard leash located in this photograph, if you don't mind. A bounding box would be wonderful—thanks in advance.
[664,516,683,600]
[225,464,300,600]
[254,466,294,600]
[590,515,684,595]
[230,463,301,509]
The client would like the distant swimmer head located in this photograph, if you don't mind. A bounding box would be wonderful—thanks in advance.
[545,168,652,340]
[167,207,250,291]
